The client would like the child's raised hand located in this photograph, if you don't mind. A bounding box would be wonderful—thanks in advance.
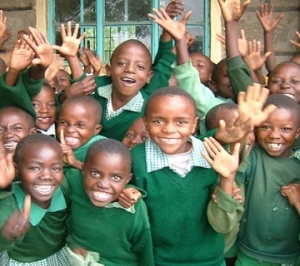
[23,27,53,70]
[290,31,300,49]
[118,187,142,208]
[247,39,271,71]
[165,0,185,19]
[256,3,284,33]
[53,22,86,57]
[202,137,240,179]
[217,0,250,23]
[148,8,192,41]
[80,48,90,67]
[9,38,35,73]
[0,10,7,38]
[63,75,96,99]
[238,83,276,127]
[86,50,102,74]
[2,195,31,240]
[45,54,65,85]
[0,137,15,188]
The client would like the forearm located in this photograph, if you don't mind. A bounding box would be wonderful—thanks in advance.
[264,31,276,73]
[176,37,189,66]
[5,69,21,86]
[225,22,240,59]
[66,56,84,80]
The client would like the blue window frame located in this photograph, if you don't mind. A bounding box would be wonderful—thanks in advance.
[48,0,210,62]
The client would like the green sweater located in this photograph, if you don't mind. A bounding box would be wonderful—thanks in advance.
[131,142,224,266]
[66,170,154,266]
[0,68,43,119]
[236,144,300,264]
[92,40,176,141]
[0,179,69,262]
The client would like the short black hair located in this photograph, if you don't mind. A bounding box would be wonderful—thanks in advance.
[86,138,132,169]
[205,103,238,131]
[264,94,300,127]
[211,58,226,83]
[62,95,102,124]
[0,106,35,128]
[145,86,197,117]
[13,134,62,166]
[110,39,151,65]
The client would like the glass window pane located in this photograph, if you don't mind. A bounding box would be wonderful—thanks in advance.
[159,0,204,22]
[187,25,205,54]
[105,0,151,22]
[103,25,151,62]
[54,0,96,23]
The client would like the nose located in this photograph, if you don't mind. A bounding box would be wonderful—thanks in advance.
[65,124,75,133]
[131,135,143,146]
[269,128,281,139]
[39,104,50,113]
[124,63,135,74]
[97,177,110,189]
[40,168,53,180]
[3,127,13,138]
[163,122,176,133]
[280,82,290,89]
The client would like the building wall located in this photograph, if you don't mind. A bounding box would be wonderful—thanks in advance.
[0,0,299,68]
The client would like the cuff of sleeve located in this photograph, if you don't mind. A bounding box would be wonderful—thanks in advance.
[172,58,193,73]
[215,188,240,212]
[158,38,174,50]
[21,68,44,85]
[70,73,86,83]
[226,56,244,71]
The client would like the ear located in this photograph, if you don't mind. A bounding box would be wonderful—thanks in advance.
[94,124,102,135]
[142,116,148,131]
[208,80,217,94]
[295,128,300,139]
[30,127,37,134]
[105,64,111,76]
[146,70,154,84]
[126,173,133,184]
[191,117,199,135]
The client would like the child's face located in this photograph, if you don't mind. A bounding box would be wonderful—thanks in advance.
[190,53,212,85]
[108,42,153,99]
[56,70,71,87]
[211,62,234,99]
[83,152,132,207]
[18,143,64,209]
[144,95,199,154]
[32,86,56,131]
[57,103,101,149]
[268,63,300,103]
[0,109,35,153]
[256,108,300,157]
[122,118,149,149]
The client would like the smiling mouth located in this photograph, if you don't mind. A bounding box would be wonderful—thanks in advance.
[34,185,55,195]
[160,138,180,144]
[282,93,295,99]
[267,143,283,150]
[92,191,112,202]
[4,141,18,150]
[37,117,52,123]
[65,137,79,145]
[121,77,136,85]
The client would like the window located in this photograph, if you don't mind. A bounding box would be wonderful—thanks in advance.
[48,0,210,62]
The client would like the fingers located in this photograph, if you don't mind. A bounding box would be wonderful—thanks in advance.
[60,129,66,144]
[181,10,192,25]
[23,195,31,220]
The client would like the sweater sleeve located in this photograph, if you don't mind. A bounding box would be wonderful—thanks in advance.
[226,55,253,101]
[152,39,174,66]
[173,59,224,122]
[207,187,244,234]
[130,199,154,266]
[20,68,43,99]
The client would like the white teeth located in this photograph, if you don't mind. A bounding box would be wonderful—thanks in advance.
[121,77,136,83]
[283,94,295,99]
[34,185,54,195]
[65,137,79,145]
[4,142,17,149]
[37,117,51,123]
[161,138,179,144]
[93,191,111,201]
[267,143,283,150]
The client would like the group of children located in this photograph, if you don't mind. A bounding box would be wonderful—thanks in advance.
[0,0,300,265]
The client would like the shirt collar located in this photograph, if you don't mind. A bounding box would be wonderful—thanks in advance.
[145,136,211,173]
[97,84,144,113]
[14,182,66,226]
[37,124,56,137]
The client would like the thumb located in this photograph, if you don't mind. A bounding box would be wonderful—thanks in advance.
[182,11,192,25]
[23,195,31,220]
[60,129,66,145]
[232,142,241,160]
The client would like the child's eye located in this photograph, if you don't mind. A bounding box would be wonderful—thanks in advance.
[29,166,39,171]
[59,121,67,126]
[153,120,163,124]
[291,80,300,85]
[177,120,186,125]
[117,62,126,66]
[14,126,23,131]
[112,175,121,181]
[141,136,148,141]
[137,64,145,70]
[52,166,62,172]
[271,79,282,84]
[282,127,292,132]
[48,103,57,108]
[260,125,271,130]
[126,133,134,139]
[0,127,4,133]
[91,171,100,178]
[76,123,85,128]
[32,102,39,108]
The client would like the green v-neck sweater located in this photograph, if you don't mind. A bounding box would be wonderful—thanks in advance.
[131,143,224,266]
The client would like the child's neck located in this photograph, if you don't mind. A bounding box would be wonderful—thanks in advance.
[111,90,137,111]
